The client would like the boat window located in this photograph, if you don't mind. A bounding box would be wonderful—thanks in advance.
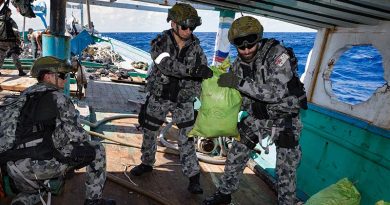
[330,45,386,105]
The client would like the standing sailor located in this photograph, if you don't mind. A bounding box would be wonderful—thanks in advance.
[203,16,307,205]
[0,6,26,76]
[131,3,213,194]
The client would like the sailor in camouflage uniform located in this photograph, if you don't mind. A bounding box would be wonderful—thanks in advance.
[130,3,213,194]
[203,16,307,205]
[0,6,25,76]
[4,57,114,205]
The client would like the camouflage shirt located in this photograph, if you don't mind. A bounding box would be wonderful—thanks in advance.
[231,38,301,127]
[147,29,208,102]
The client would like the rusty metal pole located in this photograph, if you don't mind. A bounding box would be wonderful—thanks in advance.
[49,0,66,35]
[86,0,92,29]
[22,17,26,42]
[45,0,71,95]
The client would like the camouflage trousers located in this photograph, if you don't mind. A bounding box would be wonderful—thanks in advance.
[0,41,22,71]
[276,145,302,205]
[7,141,106,205]
[218,140,251,194]
[218,140,302,205]
[140,95,200,177]
[218,115,302,205]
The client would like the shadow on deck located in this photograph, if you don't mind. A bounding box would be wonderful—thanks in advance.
[1,79,277,205]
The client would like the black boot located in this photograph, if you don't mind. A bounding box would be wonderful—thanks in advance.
[130,163,153,176]
[84,198,116,205]
[203,191,231,205]
[187,173,203,194]
[18,71,26,76]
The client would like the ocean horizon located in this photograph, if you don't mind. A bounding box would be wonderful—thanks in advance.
[102,32,385,105]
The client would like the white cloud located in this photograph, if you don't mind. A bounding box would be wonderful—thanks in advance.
[8,0,315,33]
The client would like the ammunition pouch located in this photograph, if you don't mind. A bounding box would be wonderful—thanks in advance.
[138,98,164,131]
[299,96,308,110]
[161,77,180,102]
[176,110,197,129]
[283,46,307,110]
[238,119,259,149]
[68,143,96,170]
[252,101,270,120]
[287,75,308,110]
[274,128,298,149]
[138,102,147,128]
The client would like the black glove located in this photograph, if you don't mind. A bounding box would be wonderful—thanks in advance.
[189,65,213,79]
[217,72,240,88]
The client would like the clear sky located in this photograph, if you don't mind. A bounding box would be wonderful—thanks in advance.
[8,0,316,33]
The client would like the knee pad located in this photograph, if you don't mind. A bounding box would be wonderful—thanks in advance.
[275,128,298,149]
[138,102,164,131]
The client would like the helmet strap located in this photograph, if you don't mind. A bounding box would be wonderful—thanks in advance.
[173,24,187,41]
[54,74,60,88]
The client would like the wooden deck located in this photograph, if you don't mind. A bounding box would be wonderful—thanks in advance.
[0,69,79,94]
[0,75,277,205]
[0,70,36,92]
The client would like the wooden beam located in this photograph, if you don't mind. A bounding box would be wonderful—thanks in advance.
[262,0,384,25]
[67,0,169,13]
[224,0,359,27]
[193,0,332,28]
[304,0,390,19]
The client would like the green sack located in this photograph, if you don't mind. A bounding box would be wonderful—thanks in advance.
[189,61,242,138]
[376,200,390,205]
[305,178,361,205]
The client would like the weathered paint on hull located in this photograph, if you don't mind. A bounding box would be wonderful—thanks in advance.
[298,104,390,205]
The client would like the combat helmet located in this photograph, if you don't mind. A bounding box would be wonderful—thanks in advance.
[3,6,11,13]
[167,3,201,28]
[228,16,263,46]
[31,56,75,78]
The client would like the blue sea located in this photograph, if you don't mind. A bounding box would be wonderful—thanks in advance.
[103,32,386,105]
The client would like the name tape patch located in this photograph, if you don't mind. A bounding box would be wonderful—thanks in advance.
[274,53,289,67]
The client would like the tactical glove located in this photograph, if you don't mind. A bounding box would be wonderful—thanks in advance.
[189,65,213,79]
[217,72,240,88]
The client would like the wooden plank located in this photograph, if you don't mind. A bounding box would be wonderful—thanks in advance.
[110,76,146,85]
[0,70,83,94]
[0,70,36,92]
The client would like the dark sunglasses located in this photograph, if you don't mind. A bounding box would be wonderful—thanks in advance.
[179,18,201,31]
[237,42,258,50]
[180,24,196,31]
[233,34,259,49]
[56,72,68,80]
